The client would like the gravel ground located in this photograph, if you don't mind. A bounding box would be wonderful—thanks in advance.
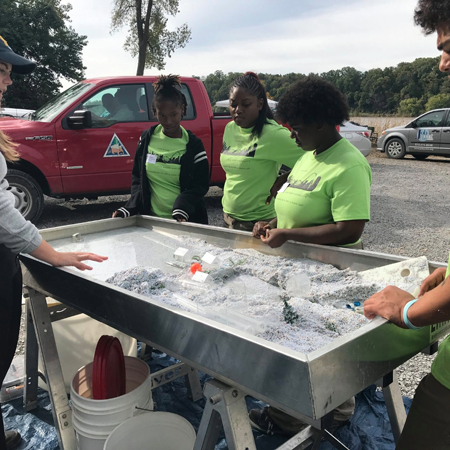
[16,147,450,398]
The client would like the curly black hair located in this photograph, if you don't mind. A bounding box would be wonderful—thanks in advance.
[276,77,349,127]
[414,0,450,35]
[152,74,187,116]
[229,72,274,138]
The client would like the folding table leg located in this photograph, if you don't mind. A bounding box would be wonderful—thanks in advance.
[25,288,77,450]
[382,370,407,443]
[194,379,256,450]
[23,292,39,412]
[185,366,203,402]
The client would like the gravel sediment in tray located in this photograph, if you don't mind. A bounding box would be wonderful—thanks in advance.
[105,238,424,355]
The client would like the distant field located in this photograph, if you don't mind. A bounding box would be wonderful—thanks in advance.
[350,116,414,136]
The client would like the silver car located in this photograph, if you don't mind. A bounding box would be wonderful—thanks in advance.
[0,107,35,119]
[339,121,372,157]
[377,108,450,159]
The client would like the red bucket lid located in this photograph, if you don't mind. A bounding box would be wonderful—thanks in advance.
[92,335,126,400]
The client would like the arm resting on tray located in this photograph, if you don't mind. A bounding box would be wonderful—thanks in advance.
[258,220,366,249]
[364,268,450,328]
[30,240,108,271]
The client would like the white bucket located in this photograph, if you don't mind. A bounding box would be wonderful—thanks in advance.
[71,356,153,450]
[104,412,196,450]
[39,310,137,393]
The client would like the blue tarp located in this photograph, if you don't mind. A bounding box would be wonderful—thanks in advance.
[1,351,412,449]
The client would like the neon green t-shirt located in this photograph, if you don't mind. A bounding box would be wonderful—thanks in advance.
[430,257,450,390]
[146,124,188,219]
[221,119,303,222]
[274,138,371,245]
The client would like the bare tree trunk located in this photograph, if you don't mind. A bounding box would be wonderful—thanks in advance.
[136,42,146,75]
[135,0,153,76]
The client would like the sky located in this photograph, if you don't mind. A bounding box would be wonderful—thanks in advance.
[60,0,439,89]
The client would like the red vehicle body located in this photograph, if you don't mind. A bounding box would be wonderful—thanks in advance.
[0,76,231,222]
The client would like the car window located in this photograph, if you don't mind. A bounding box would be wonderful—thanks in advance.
[141,85,157,121]
[415,110,446,128]
[181,84,195,120]
[81,84,148,128]
[34,82,93,123]
[444,113,450,127]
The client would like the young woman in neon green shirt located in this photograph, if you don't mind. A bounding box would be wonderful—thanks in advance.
[220,72,302,230]
[253,77,372,249]
[249,77,371,437]
[113,75,209,224]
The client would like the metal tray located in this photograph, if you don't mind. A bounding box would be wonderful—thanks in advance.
[20,216,449,420]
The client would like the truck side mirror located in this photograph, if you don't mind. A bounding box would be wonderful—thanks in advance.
[67,110,92,129]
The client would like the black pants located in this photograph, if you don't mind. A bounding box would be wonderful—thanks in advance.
[396,373,450,450]
[0,245,23,450]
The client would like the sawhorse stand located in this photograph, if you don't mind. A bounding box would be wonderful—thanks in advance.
[194,368,412,450]
[194,379,349,450]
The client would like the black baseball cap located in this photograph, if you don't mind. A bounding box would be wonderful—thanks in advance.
[0,35,36,74]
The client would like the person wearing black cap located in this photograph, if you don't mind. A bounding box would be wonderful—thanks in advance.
[0,36,36,76]
[0,36,108,450]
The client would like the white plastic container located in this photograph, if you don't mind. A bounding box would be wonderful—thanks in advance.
[103,412,196,450]
[285,273,311,297]
[39,311,137,393]
[71,356,153,450]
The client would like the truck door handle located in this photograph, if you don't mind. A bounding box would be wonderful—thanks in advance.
[443,129,450,133]
[432,130,440,133]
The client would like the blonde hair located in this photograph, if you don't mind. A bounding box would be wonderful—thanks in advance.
[0,130,19,162]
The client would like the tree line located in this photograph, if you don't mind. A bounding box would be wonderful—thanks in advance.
[198,57,450,116]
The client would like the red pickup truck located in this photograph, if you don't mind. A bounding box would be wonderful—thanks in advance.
[0,76,231,222]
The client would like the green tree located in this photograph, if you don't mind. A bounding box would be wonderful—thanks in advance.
[321,67,363,111]
[198,56,450,114]
[1,0,87,110]
[111,0,191,75]
[425,93,450,110]
[201,71,242,106]
[358,67,397,114]
[397,98,425,116]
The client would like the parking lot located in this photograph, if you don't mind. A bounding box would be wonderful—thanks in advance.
[364,149,450,263]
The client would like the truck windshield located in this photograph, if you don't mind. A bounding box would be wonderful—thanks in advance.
[33,82,93,123]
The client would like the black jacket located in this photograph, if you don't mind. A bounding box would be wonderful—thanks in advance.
[116,125,209,224]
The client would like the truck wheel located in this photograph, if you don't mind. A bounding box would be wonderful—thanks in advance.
[411,153,429,160]
[385,138,406,159]
[6,169,44,223]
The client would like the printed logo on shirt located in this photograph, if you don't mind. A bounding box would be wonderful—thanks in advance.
[287,171,321,192]
[221,142,257,157]
[103,134,131,157]
[430,320,450,341]
[147,152,182,165]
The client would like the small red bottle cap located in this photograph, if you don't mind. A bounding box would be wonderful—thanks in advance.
[190,263,202,274]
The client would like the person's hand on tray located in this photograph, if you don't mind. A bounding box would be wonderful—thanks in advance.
[363,286,414,328]
[260,228,287,249]
[252,221,270,238]
[419,268,447,297]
